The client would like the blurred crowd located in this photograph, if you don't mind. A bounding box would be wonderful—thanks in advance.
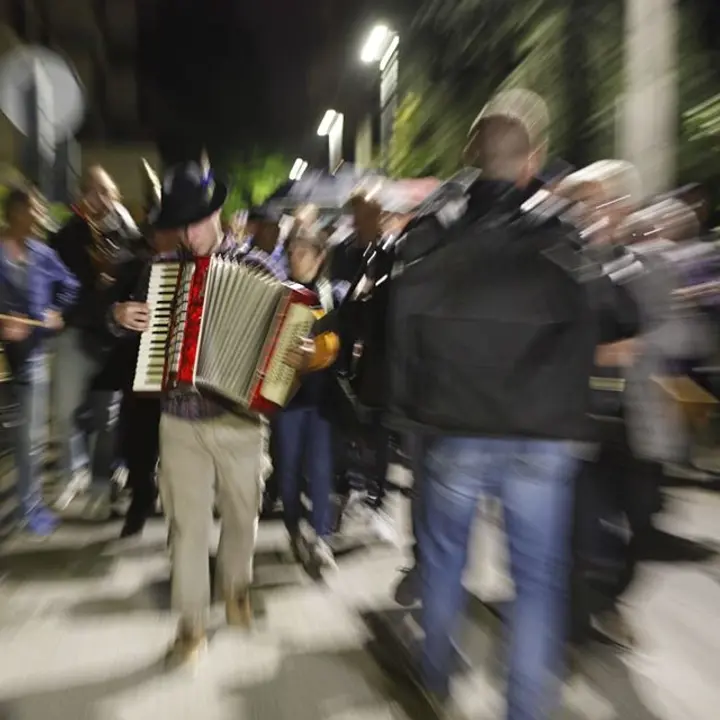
[1,86,719,720]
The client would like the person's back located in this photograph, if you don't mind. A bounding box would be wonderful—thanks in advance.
[387,178,598,442]
[373,90,625,720]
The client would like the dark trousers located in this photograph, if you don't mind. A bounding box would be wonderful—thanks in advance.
[366,416,390,509]
[274,404,335,538]
[120,393,161,508]
[335,413,390,509]
[570,421,658,644]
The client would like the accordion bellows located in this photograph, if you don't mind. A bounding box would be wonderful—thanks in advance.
[134,257,318,415]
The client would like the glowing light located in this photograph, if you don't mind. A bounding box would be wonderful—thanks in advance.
[380,34,400,72]
[360,25,390,64]
[289,158,308,181]
[317,109,338,136]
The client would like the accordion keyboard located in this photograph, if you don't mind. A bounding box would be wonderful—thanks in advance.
[133,261,181,392]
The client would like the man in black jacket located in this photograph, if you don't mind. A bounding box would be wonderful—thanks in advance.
[373,91,622,720]
[50,166,141,518]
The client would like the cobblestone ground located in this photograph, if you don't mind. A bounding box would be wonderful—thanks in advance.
[1,473,719,720]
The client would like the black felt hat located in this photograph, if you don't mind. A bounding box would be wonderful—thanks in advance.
[149,161,228,230]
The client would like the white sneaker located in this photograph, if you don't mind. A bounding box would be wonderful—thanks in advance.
[83,488,113,522]
[54,469,91,511]
[339,498,374,537]
[312,538,338,571]
[370,508,399,546]
[112,466,129,490]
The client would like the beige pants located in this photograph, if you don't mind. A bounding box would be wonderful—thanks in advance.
[159,411,270,631]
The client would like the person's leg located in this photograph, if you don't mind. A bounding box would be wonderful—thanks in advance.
[366,417,391,510]
[419,436,498,698]
[88,390,122,487]
[394,432,424,606]
[158,413,215,654]
[13,355,53,532]
[409,432,425,563]
[303,408,336,570]
[568,458,604,648]
[121,395,161,538]
[305,409,335,540]
[210,412,269,626]
[273,408,308,540]
[262,418,280,513]
[51,329,97,506]
[501,440,577,720]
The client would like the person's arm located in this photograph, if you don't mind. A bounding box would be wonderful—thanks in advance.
[306,331,341,371]
[285,332,341,375]
[107,259,150,338]
[44,247,79,313]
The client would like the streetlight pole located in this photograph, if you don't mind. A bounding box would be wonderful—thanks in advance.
[317,109,344,173]
[620,0,677,196]
[361,25,400,169]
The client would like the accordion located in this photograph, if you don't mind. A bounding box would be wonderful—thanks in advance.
[133,257,318,415]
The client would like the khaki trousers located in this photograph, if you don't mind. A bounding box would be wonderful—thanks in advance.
[159,411,270,631]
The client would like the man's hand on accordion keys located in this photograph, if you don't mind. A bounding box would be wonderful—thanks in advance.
[285,337,315,374]
[113,301,150,332]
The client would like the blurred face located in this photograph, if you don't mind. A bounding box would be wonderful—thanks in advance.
[352,200,381,243]
[152,228,180,255]
[254,220,280,253]
[8,196,39,237]
[161,211,222,257]
[83,170,119,219]
[289,239,326,283]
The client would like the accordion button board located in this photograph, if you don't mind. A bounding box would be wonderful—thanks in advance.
[259,302,317,406]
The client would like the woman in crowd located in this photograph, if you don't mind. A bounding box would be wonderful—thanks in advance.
[274,226,348,574]
[0,187,78,535]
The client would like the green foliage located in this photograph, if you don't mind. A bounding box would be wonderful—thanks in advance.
[387,86,471,179]
[223,154,291,215]
[398,0,720,221]
[48,203,72,226]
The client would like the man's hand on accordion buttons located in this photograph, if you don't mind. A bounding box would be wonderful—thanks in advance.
[113,301,150,332]
[285,337,315,373]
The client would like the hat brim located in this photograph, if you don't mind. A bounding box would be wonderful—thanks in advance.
[150,182,228,230]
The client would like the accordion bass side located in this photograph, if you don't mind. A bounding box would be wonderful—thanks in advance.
[133,257,319,415]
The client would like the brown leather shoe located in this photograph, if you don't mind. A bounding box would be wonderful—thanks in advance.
[164,628,207,671]
[226,591,253,629]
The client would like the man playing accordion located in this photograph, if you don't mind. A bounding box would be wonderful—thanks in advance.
[109,161,337,670]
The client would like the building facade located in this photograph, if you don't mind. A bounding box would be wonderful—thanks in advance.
[0,0,149,142]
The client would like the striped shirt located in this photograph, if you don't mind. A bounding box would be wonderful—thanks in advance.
[145,235,287,421]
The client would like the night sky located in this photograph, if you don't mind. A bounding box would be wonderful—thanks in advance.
[140,0,411,168]
[139,0,720,169]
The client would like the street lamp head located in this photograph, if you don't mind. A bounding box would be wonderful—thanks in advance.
[360,24,390,64]
[289,158,308,181]
[317,109,338,136]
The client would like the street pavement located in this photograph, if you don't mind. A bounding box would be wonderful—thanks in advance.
[0,471,719,720]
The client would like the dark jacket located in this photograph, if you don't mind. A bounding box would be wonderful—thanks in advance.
[330,233,376,285]
[385,179,633,441]
[50,213,141,357]
[91,255,150,392]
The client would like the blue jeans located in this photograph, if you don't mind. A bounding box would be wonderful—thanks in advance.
[418,436,577,720]
[51,328,121,488]
[274,404,334,538]
[10,355,49,515]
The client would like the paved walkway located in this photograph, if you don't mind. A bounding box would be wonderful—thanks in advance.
[0,481,719,719]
